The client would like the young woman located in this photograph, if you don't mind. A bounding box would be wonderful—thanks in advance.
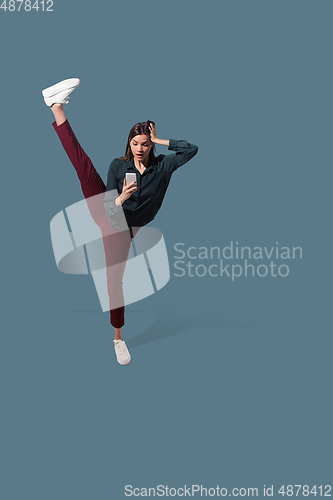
[42,78,198,365]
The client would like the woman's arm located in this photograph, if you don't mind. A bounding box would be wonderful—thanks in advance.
[104,161,136,226]
[106,159,138,208]
[149,123,198,173]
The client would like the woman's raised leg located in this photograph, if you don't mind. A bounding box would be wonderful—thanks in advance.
[47,100,131,358]
[50,104,106,209]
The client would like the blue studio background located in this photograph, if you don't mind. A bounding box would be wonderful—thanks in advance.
[0,1,332,499]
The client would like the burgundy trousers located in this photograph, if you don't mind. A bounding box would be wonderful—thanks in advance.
[53,119,139,328]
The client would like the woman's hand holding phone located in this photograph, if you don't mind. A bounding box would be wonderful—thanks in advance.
[115,178,138,206]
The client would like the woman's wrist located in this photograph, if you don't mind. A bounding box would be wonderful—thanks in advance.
[115,195,124,207]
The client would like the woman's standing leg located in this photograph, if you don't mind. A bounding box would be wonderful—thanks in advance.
[102,226,140,340]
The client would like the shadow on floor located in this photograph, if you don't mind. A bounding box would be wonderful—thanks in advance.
[126,303,257,349]
[71,305,257,348]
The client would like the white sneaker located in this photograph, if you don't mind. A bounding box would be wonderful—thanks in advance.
[113,340,131,365]
[42,78,80,107]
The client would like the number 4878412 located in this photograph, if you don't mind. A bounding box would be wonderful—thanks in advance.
[0,0,53,11]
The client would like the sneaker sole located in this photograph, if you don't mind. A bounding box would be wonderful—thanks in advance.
[42,78,80,98]
[117,356,131,366]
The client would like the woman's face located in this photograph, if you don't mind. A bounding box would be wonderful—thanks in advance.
[130,134,152,163]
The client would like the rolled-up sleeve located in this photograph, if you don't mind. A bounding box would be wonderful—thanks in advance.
[103,190,121,217]
[104,160,123,223]
[162,139,198,173]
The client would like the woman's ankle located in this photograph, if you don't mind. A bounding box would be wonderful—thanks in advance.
[114,327,123,341]
[51,103,66,126]
[51,103,63,109]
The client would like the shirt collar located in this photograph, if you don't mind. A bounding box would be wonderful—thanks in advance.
[130,158,152,172]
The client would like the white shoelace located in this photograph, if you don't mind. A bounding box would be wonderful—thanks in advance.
[115,341,127,354]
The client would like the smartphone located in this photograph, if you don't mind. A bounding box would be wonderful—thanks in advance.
[126,173,137,186]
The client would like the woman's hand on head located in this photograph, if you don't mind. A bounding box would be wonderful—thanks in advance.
[149,123,158,143]
[148,123,169,147]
